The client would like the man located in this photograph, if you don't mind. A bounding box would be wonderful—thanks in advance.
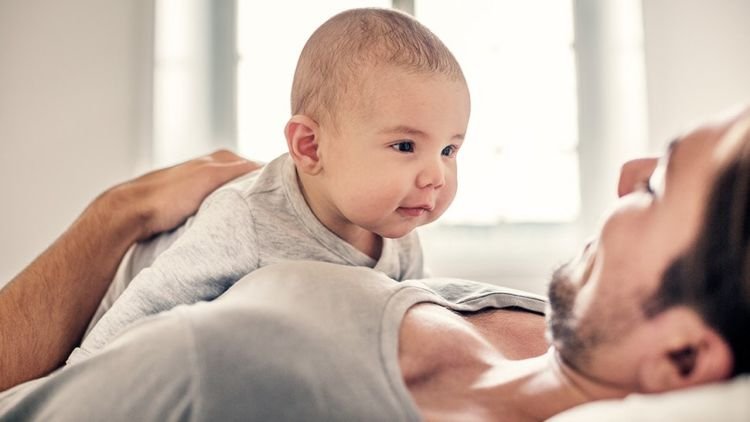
[1,107,748,420]
[550,104,750,384]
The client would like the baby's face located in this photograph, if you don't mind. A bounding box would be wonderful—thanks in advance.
[316,66,471,239]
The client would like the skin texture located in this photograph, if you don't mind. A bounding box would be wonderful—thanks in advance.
[287,66,470,259]
[400,106,750,420]
[0,150,259,391]
[547,110,749,392]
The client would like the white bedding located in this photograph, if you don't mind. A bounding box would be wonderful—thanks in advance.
[549,375,750,421]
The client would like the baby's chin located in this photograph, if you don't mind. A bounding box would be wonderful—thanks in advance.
[376,228,415,239]
[363,208,445,238]
[373,220,424,239]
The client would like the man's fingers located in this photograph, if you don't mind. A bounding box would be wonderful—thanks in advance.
[206,149,248,163]
[204,159,261,184]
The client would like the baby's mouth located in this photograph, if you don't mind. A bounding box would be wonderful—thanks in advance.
[397,206,431,217]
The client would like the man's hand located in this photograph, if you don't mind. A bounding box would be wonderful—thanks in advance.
[114,150,261,241]
[0,150,260,391]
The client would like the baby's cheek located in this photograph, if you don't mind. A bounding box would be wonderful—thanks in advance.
[439,181,458,208]
[343,188,392,215]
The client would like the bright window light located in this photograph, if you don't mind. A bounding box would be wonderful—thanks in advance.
[415,0,579,223]
[153,0,212,166]
[236,0,390,162]
[235,0,579,224]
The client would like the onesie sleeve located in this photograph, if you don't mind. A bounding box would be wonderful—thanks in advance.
[67,188,259,364]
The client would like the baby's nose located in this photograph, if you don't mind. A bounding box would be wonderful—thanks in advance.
[417,158,445,189]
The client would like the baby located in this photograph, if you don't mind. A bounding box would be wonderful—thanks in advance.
[68,7,470,364]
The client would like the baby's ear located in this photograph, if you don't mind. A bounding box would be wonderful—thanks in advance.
[285,115,322,175]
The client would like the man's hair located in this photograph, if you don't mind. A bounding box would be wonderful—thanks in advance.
[290,7,465,127]
[645,116,750,376]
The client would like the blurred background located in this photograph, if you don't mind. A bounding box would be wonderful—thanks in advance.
[1,0,749,294]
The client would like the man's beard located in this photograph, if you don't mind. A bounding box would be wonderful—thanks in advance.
[547,263,594,371]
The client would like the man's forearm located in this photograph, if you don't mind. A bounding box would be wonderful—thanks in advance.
[0,150,258,391]
[0,187,141,390]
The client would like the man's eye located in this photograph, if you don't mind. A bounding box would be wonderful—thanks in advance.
[441,145,457,157]
[392,141,415,153]
[636,179,654,195]
[644,180,655,195]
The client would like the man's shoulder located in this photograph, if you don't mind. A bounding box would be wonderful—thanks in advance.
[416,277,547,314]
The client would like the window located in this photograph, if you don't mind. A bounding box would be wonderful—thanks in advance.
[236,0,390,161]
[153,0,648,290]
[234,0,579,224]
[414,0,578,224]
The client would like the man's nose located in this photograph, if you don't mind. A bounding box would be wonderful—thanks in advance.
[617,157,658,197]
[417,157,445,189]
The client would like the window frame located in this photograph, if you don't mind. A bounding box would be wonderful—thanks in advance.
[151,0,649,293]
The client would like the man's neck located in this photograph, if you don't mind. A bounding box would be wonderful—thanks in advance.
[404,305,633,421]
[471,349,631,420]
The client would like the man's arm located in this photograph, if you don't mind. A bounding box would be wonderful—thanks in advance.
[70,187,262,364]
[0,150,260,391]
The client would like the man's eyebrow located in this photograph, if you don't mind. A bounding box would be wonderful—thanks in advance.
[667,138,679,154]
[664,138,680,178]
[379,125,465,141]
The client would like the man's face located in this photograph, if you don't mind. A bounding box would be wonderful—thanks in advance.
[314,66,470,239]
[546,108,750,389]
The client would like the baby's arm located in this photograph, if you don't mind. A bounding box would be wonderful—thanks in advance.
[68,189,259,364]
[83,217,193,337]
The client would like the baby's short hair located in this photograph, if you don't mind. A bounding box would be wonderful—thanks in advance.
[291,8,465,127]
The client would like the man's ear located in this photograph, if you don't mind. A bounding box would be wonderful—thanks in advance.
[285,114,322,175]
[638,307,733,393]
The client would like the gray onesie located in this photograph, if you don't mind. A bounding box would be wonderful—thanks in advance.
[68,154,423,364]
[0,262,546,421]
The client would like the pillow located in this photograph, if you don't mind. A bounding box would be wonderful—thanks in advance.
[549,375,750,421]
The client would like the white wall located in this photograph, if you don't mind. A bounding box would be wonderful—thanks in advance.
[0,0,153,283]
[642,0,750,149]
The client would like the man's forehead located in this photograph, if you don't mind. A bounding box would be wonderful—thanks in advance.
[714,109,750,166]
[666,113,743,179]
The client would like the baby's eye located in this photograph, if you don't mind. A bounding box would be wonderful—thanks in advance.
[392,141,415,153]
[441,145,458,157]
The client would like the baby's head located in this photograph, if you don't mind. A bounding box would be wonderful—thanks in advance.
[290,7,466,129]
[285,8,470,248]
